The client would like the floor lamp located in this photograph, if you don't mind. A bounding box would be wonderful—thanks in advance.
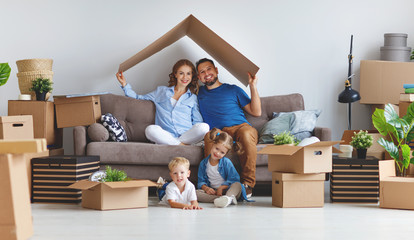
[338,35,361,130]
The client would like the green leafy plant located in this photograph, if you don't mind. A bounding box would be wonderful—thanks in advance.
[372,103,414,176]
[349,130,373,149]
[273,131,297,145]
[29,78,53,93]
[0,63,11,87]
[411,49,414,61]
[101,166,131,182]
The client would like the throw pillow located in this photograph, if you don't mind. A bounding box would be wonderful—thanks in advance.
[101,113,128,142]
[88,123,109,142]
[273,110,321,141]
[258,113,294,144]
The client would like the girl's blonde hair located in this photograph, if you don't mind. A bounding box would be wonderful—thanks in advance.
[168,59,199,94]
[206,128,243,155]
[168,157,190,171]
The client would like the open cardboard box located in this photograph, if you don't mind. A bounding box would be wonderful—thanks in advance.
[379,160,414,210]
[119,14,259,86]
[272,172,325,208]
[258,141,341,174]
[341,130,386,160]
[68,180,157,210]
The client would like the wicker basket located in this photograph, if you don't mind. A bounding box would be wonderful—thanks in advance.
[17,70,54,100]
[16,59,53,72]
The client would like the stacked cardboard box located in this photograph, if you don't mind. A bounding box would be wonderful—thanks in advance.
[31,155,100,204]
[259,141,340,208]
[330,157,379,203]
[54,95,101,128]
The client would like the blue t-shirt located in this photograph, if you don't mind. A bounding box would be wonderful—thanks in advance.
[197,83,251,129]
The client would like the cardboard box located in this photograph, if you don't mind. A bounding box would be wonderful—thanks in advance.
[272,172,325,208]
[8,100,63,147]
[0,140,46,240]
[360,60,414,104]
[259,141,340,174]
[54,95,101,128]
[0,115,34,140]
[118,14,259,86]
[24,150,49,195]
[379,160,414,210]
[68,180,157,210]
[49,147,64,156]
[330,157,379,204]
[0,139,47,154]
[31,155,100,204]
[399,101,411,117]
[340,130,386,160]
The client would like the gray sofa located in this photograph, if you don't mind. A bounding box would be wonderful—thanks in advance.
[73,93,331,189]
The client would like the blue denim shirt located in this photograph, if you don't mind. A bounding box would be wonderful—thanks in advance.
[122,84,203,138]
[197,155,250,201]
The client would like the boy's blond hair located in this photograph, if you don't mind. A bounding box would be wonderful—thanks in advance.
[168,157,190,171]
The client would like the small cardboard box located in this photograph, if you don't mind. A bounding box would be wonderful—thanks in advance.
[340,130,386,160]
[399,101,411,117]
[8,100,63,147]
[0,140,46,240]
[360,60,414,104]
[272,172,325,208]
[0,115,34,140]
[119,14,259,86]
[68,180,157,210]
[54,95,101,128]
[379,160,414,210]
[31,155,100,204]
[330,157,379,204]
[259,141,340,174]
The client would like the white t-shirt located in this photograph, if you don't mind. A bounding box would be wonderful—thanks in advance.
[206,161,225,189]
[162,179,197,205]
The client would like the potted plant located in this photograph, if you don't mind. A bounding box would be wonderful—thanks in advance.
[372,103,414,176]
[273,131,297,146]
[0,63,11,87]
[349,130,373,159]
[29,78,53,101]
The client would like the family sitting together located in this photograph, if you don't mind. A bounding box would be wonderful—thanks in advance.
[116,57,261,209]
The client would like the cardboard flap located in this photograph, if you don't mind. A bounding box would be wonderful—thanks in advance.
[258,145,302,156]
[0,139,46,154]
[307,141,342,147]
[118,14,259,86]
[104,180,157,189]
[68,180,101,190]
[379,160,397,181]
[54,95,100,104]
[0,115,32,124]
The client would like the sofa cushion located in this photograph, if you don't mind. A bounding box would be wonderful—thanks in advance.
[101,113,128,142]
[88,123,109,142]
[273,109,321,140]
[258,113,293,144]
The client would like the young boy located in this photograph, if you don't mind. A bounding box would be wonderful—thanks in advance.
[161,157,202,210]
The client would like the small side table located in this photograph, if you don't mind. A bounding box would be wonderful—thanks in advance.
[330,156,379,204]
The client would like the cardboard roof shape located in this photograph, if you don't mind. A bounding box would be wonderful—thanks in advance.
[118,14,259,86]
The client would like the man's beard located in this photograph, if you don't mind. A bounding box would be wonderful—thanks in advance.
[204,77,218,86]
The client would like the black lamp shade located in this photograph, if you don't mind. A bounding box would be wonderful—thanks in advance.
[338,86,361,103]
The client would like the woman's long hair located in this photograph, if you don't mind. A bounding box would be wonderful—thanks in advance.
[168,59,199,94]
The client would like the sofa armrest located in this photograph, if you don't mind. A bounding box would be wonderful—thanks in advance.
[313,127,331,141]
[73,126,87,155]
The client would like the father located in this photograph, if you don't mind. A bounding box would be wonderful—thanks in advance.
[196,58,261,197]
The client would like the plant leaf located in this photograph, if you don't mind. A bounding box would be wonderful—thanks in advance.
[377,138,400,163]
[401,144,411,169]
[0,63,11,87]
[372,108,388,136]
[384,103,401,127]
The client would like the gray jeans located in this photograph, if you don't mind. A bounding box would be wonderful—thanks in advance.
[196,182,242,203]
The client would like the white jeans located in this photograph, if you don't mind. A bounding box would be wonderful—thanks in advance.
[145,123,210,145]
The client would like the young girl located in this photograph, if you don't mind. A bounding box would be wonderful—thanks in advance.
[116,59,209,145]
[197,128,250,208]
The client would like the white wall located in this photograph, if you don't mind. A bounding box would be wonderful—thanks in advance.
[1,0,414,153]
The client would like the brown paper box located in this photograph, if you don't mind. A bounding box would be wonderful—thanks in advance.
[118,14,259,86]
[379,160,414,210]
[360,60,414,104]
[259,141,340,174]
[54,95,101,128]
[399,101,411,117]
[0,115,34,140]
[8,100,63,147]
[272,172,325,208]
[68,180,157,210]
[0,139,47,154]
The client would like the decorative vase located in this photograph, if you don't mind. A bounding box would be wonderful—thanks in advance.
[357,148,367,159]
[35,91,47,101]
